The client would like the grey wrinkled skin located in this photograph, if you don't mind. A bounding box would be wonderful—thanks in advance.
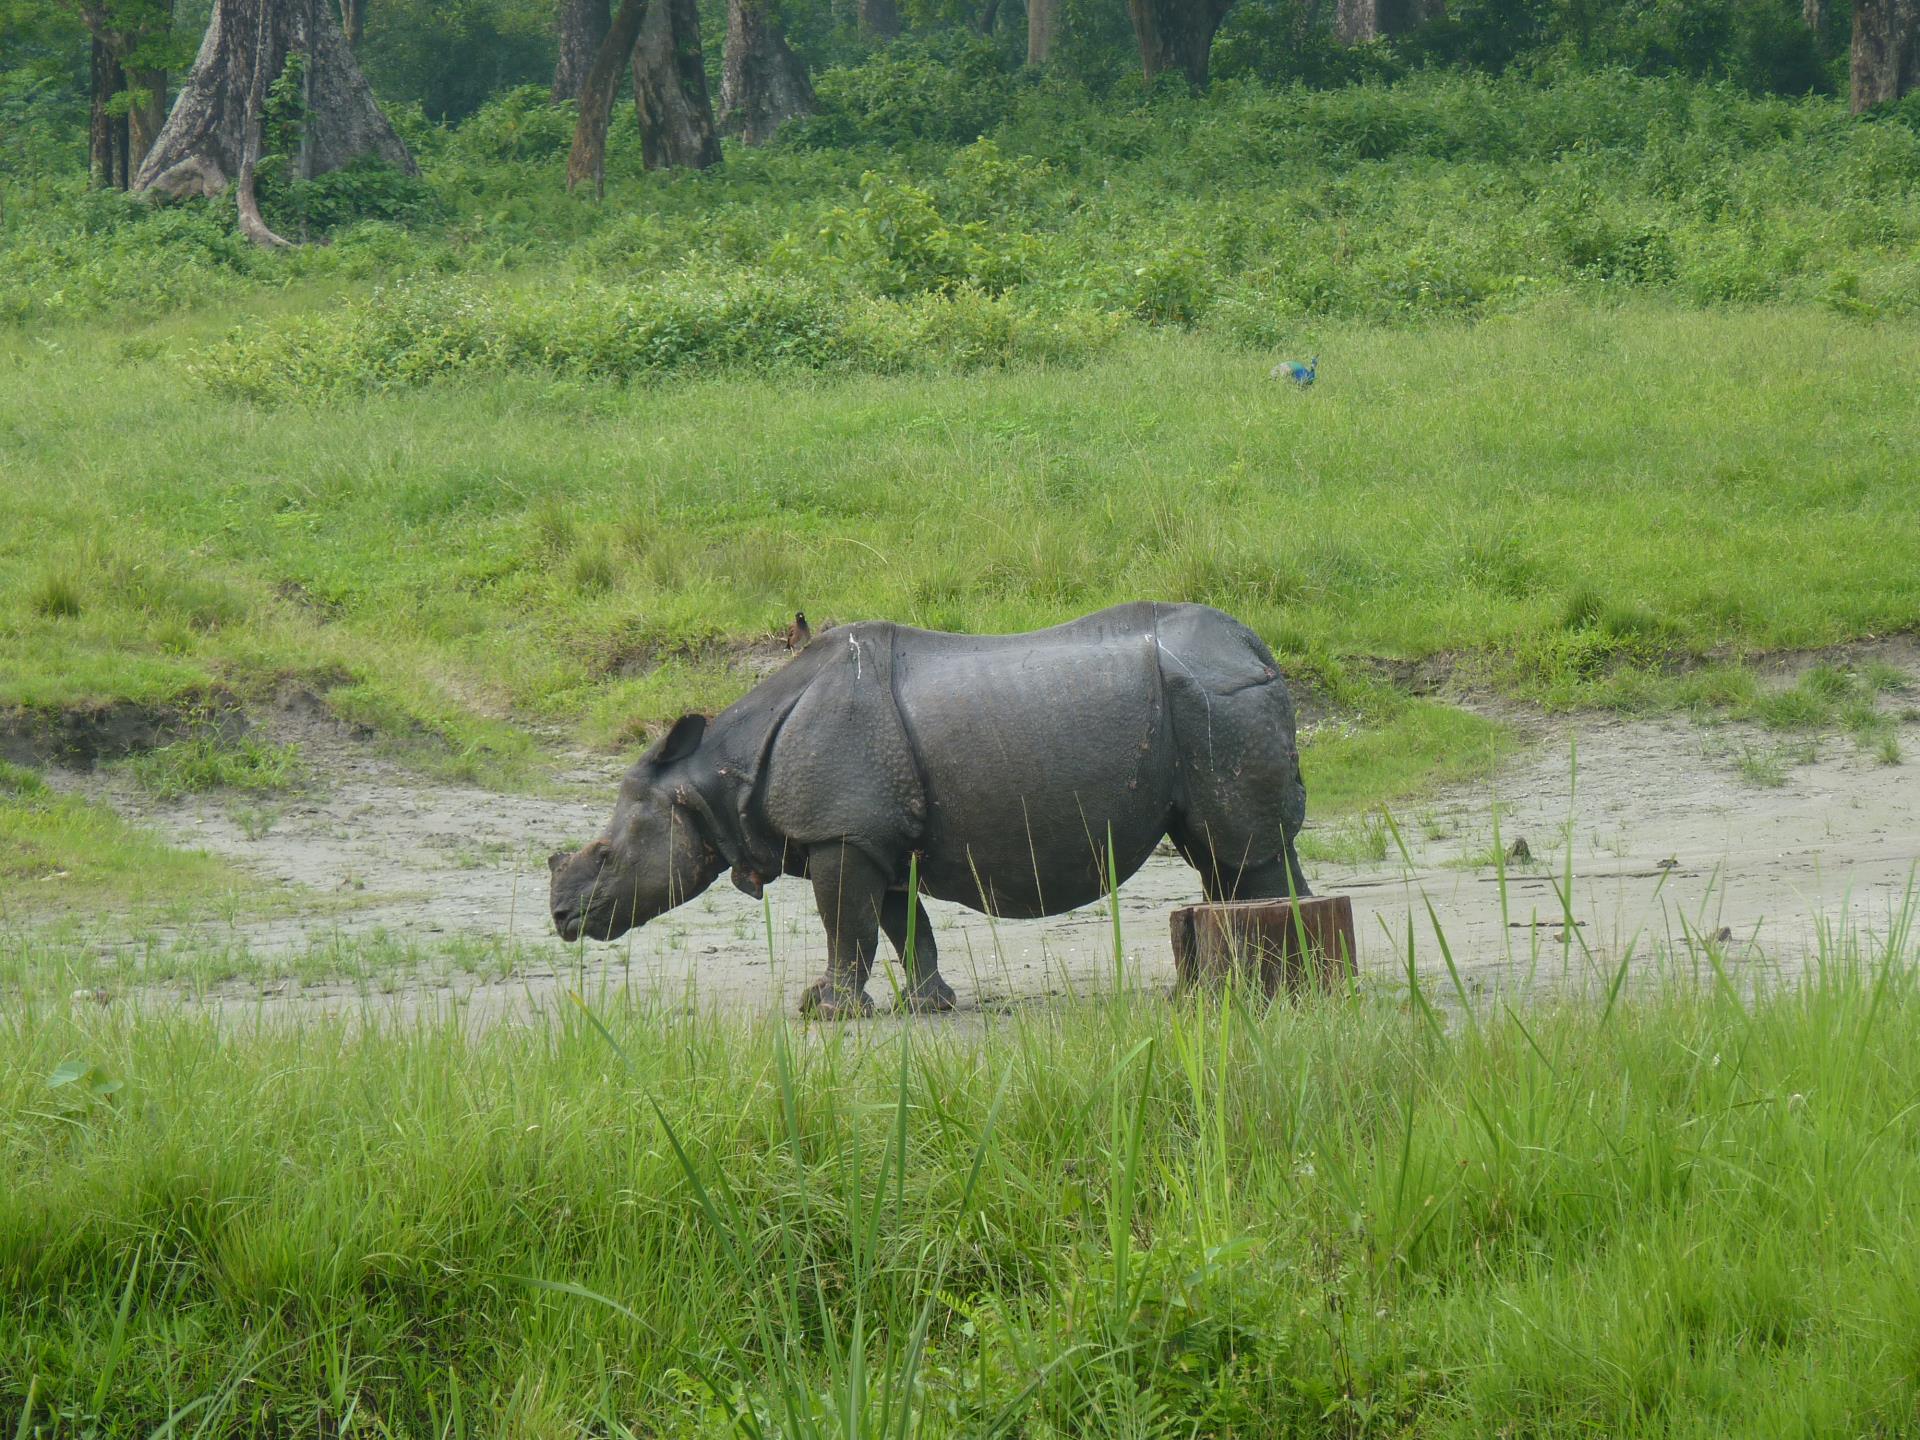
[549,602,1310,1018]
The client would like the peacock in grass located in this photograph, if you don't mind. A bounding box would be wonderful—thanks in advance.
[1270,355,1318,387]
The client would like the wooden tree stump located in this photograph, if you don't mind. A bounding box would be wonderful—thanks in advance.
[1171,897,1356,999]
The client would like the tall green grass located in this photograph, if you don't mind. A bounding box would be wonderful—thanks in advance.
[4,895,1919,1435]
[3,306,1915,770]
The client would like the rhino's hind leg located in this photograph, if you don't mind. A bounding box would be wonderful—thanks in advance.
[1172,825,1311,903]
[799,841,882,1020]
[881,889,955,1013]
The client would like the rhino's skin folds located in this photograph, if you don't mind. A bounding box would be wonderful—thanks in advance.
[550,602,1309,1018]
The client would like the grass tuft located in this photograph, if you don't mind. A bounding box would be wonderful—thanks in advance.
[0,760,48,797]
[29,571,83,619]
[1297,810,1392,865]
[1734,744,1788,787]
[1861,660,1912,696]
[123,736,308,800]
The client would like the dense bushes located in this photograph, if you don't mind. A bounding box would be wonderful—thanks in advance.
[4,71,1917,347]
[193,271,1124,401]
[797,35,1025,146]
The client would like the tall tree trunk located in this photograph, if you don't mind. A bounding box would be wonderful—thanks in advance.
[1851,0,1920,109]
[633,0,722,169]
[124,65,169,173]
[234,0,292,248]
[133,0,414,201]
[338,0,365,43]
[858,0,900,40]
[553,0,612,100]
[1126,0,1233,86]
[719,0,813,144]
[976,0,1002,32]
[89,36,129,188]
[1804,0,1825,37]
[567,0,648,192]
[1027,0,1059,63]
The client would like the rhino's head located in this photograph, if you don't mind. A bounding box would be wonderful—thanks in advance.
[549,714,725,943]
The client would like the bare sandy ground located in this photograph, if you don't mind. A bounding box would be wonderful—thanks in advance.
[36,650,1920,1023]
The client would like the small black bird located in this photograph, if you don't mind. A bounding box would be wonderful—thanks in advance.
[785,611,812,651]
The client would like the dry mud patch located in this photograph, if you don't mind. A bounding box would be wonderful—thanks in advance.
[23,658,1920,1024]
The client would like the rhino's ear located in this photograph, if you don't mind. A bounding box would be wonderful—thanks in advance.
[649,713,708,768]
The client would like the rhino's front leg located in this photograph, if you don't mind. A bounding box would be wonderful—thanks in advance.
[881,889,956,1014]
[799,840,883,1019]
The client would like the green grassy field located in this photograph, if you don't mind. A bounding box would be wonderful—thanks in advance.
[5,909,1920,1436]
[5,303,1916,748]
[6,63,1920,1437]
[5,298,1916,907]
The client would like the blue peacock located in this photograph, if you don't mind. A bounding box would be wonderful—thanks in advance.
[1270,355,1318,387]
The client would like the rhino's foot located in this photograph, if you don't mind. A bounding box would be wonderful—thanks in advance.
[800,976,875,1021]
[898,973,957,1014]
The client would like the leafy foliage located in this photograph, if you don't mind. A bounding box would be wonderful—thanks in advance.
[194,269,1122,400]
[796,33,1026,145]
[12,69,1912,329]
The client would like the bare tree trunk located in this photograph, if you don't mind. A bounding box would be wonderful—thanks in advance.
[633,0,722,169]
[78,1,173,180]
[719,0,813,143]
[133,0,414,200]
[976,0,1002,32]
[1851,0,1920,109]
[1027,0,1059,63]
[124,65,169,172]
[553,0,612,100]
[235,0,292,248]
[567,0,648,192]
[89,36,129,188]
[1804,0,1825,36]
[858,0,900,40]
[339,0,365,43]
[1127,0,1234,86]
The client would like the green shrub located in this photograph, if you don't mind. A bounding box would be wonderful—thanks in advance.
[1124,244,1216,324]
[262,157,441,233]
[8,72,1920,334]
[797,35,1021,147]
[195,270,1122,401]
[444,85,579,163]
[812,170,1044,296]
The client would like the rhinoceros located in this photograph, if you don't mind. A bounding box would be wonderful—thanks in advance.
[549,602,1310,1017]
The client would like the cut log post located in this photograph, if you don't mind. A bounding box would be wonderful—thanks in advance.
[1171,897,1356,999]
